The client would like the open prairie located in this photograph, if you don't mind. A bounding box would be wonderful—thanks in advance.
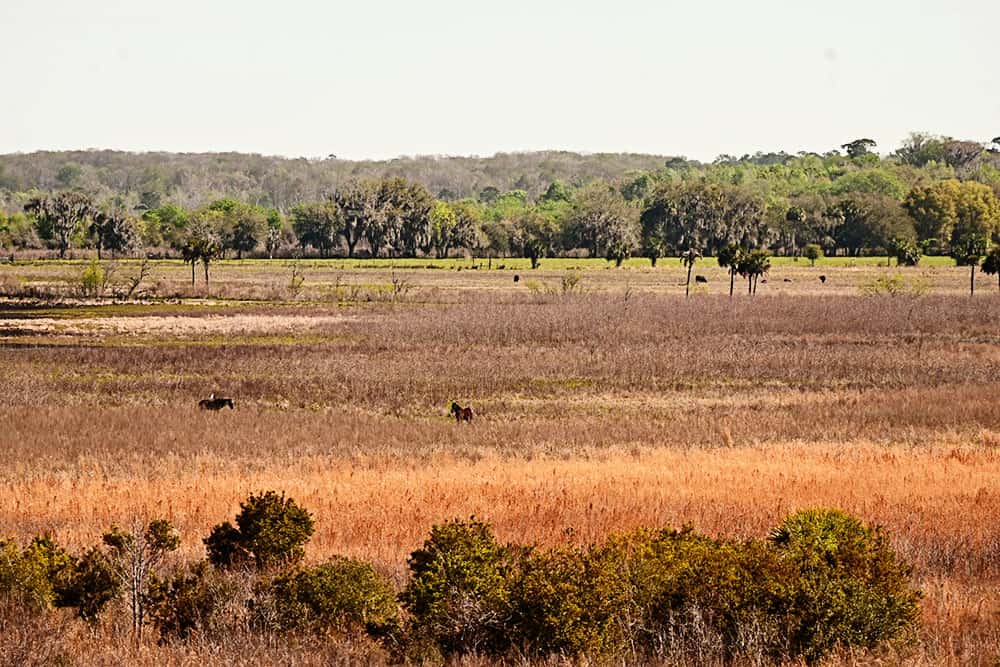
[2,259,999,664]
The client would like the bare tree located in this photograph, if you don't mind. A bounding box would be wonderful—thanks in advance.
[102,518,180,641]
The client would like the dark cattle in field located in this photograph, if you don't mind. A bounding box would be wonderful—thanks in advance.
[819,275,827,283]
[513,274,520,283]
[783,278,793,282]
[695,275,708,283]
[450,401,474,423]
[199,395,235,410]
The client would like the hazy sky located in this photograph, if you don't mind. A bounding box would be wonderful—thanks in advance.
[2,0,998,161]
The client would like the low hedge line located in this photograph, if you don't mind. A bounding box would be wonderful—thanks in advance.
[0,492,920,664]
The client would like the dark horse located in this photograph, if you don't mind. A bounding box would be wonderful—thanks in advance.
[450,401,474,423]
[199,394,235,410]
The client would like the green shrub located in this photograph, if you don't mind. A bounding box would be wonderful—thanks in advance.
[79,260,103,297]
[400,518,517,656]
[0,535,117,623]
[146,561,224,641]
[271,556,399,639]
[0,538,58,608]
[53,546,118,622]
[510,543,631,657]
[769,508,922,661]
[205,491,315,569]
[605,528,790,662]
[804,244,823,266]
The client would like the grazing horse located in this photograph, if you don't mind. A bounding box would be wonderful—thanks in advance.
[450,401,474,423]
[695,275,708,284]
[199,394,235,410]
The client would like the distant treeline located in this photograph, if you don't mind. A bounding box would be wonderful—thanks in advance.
[1,134,1000,268]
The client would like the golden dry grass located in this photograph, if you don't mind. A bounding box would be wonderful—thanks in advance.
[1,261,999,664]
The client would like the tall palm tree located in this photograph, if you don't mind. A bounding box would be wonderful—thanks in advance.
[681,248,702,297]
[717,244,744,297]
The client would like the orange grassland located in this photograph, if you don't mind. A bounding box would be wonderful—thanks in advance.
[0,260,999,665]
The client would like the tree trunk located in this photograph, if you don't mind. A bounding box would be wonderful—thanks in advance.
[190,261,195,286]
[650,255,657,267]
[970,263,975,296]
[729,268,735,297]
[748,276,753,295]
[685,263,693,298]
[347,238,356,258]
[204,260,210,285]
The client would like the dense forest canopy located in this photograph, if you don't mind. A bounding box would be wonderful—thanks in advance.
[2,133,1000,265]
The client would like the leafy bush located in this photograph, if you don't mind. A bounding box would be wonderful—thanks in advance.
[205,491,315,569]
[146,561,233,641]
[771,510,921,659]
[53,546,118,622]
[0,538,59,608]
[400,518,517,656]
[271,556,399,639]
[614,529,783,658]
[0,535,117,622]
[769,509,921,661]
[79,260,103,297]
[510,543,631,657]
[804,243,823,266]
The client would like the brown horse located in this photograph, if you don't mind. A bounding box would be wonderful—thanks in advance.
[450,401,474,423]
[199,394,235,410]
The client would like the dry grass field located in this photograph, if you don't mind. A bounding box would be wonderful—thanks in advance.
[1,259,999,665]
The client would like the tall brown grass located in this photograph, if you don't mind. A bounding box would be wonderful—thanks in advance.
[1,276,999,664]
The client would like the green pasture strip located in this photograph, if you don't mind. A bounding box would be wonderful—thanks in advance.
[1,256,960,271]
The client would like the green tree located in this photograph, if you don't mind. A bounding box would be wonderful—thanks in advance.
[265,208,285,259]
[841,138,877,159]
[981,245,1000,292]
[333,180,380,258]
[291,201,341,257]
[204,491,315,570]
[179,210,223,285]
[381,178,434,257]
[681,247,701,297]
[25,191,96,258]
[903,180,1000,249]
[952,234,989,296]
[717,244,745,296]
[141,203,189,250]
[91,206,140,259]
[565,183,638,260]
[428,200,477,258]
[102,519,181,639]
[738,249,771,295]
[513,208,561,269]
[223,202,267,259]
[803,243,823,266]
[889,238,922,266]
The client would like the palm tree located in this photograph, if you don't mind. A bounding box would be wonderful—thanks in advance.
[739,250,771,295]
[716,244,744,297]
[981,245,1000,293]
[681,248,701,297]
[951,235,988,296]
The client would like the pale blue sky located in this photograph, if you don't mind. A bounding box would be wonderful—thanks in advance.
[2,0,998,160]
